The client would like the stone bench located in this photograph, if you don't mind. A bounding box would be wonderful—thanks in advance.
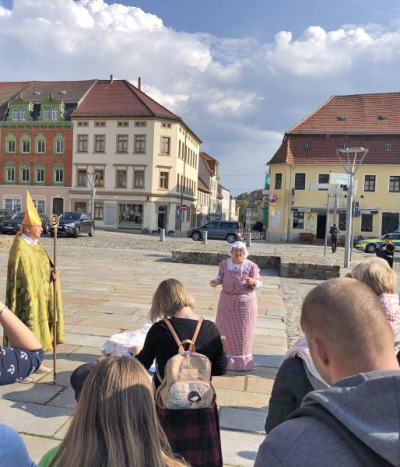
[171,250,340,280]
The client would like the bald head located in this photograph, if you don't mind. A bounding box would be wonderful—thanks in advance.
[301,278,397,381]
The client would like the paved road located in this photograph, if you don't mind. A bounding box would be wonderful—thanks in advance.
[0,235,287,467]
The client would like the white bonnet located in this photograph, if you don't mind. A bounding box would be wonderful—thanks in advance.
[227,241,249,258]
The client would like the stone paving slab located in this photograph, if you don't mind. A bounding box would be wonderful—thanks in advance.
[0,382,63,405]
[220,407,266,433]
[21,435,60,464]
[221,430,264,467]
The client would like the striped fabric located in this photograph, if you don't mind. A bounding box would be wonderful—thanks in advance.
[215,259,261,371]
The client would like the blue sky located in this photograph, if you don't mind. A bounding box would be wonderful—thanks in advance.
[1,0,400,194]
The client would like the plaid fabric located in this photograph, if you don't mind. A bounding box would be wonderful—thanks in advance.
[157,404,222,467]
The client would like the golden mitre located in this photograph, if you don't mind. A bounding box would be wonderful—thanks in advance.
[22,191,42,226]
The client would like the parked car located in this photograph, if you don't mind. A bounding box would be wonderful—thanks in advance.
[187,221,244,243]
[55,212,95,238]
[355,233,400,253]
[0,209,15,223]
[0,212,51,235]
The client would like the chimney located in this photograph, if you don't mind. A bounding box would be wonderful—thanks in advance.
[110,74,114,84]
[138,77,142,90]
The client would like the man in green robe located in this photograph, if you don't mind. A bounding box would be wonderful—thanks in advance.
[4,192,64,352]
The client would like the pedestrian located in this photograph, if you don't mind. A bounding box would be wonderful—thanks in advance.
[255,278,400,467]
[4,191,64,353]
[0,299,44,385]
[381,236,395,268]
[39,357,187,467]
[135,278,226,467]
[210,241,262,371]
[329,223,340,253]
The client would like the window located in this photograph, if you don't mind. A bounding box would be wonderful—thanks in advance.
[389,176,400,192]
[292,212,304,229]
[160,171,169,189]
[339,143,348,149]
[5,167,15,183]
[7,140,16,153]
[161,137,170,154]
[364,175,376,192]
[135,135,146,153]
[21,166,30,183]
[94,121,106,127]
[294,173,306,190]
[116,170,127,188]
[77,121,88,127]
[22,140,30,154]
[177,174,180,192]
[5,198,21,211]
[75,202,87,213]
[20,108,27,121]
[304,143,311,150]
[134,170,144,188]
[78,135,88,152]
[95,135,105,152]
[43,108,51,121]
[37,140,45,154]
[161,123,171,128]
[117,135,128,153]
[34,199,45,214]
[77,169,87,187]
[94,169,104,187]
[339,212,346,231]
[94,202,103,220]
[117,121,129,127]
[12,109,19,121]
[55,140,64,154]
[385,143,392,152]
[35,167,45,183]
[52,108,59,120]
[134,121,146,127]
[361,214,373,232]
[318,173,329,190]
[54,167,64,184]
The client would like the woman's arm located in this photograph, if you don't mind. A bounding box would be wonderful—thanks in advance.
[210,261,225,287]
[135,325,158,370]
[0,304,41,350]
[210,326,228,376]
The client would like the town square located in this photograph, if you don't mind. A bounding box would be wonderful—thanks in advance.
[1,0,400,466]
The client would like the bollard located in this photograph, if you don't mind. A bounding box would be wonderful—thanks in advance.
[202,231,208,245]
[160,229,165,242]
[246,232,252,248]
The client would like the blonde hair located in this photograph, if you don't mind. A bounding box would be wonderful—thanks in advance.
[350,257,397,295]
[50,357,186,467]
[149,279,195,322]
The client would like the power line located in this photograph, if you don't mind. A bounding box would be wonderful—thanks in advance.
[220,173,265,177]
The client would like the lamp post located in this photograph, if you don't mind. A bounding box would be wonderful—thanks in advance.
[85,172,99,217]
[179,132,187,235]
[335,147,369,268]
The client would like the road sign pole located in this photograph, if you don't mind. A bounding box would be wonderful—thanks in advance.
[344,173,354,268]
[324,191,330,256]
[333,194,338,226]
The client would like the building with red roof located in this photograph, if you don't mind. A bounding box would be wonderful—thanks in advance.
[267,92,400,242]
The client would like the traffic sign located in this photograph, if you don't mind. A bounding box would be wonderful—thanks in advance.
[330,173,349,185]
[181,205,188,211]
[328,188,342,195]
[308,183,329,190]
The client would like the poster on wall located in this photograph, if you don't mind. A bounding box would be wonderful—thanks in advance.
[305,212,316,233]
[271,211,281,229]
[104,203,116,225]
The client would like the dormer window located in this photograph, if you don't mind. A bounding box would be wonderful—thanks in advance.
[20,109,26,121]
[385,143,392,152]
[338,115,346,121]
[52,108,59,120]
[44,108,50,121]
[12,109,19,121]
[304,143,311,150]
[339,143,347,149]
[379,114,387,120]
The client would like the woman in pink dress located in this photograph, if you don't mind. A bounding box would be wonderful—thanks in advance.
[210,241,262,371]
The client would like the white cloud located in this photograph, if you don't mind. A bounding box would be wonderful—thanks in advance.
[1,0,400,193]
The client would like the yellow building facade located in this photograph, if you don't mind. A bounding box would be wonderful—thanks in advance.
[267,93,400,242]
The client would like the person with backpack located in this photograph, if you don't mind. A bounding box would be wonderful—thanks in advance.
[136,278,227,467]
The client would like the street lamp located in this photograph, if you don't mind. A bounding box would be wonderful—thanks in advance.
[85,172,99,218]
[335,147,369,268]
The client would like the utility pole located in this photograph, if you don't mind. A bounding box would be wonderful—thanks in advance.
[335,147,369,268]
[85,172,99,217]
[179,132,187,235]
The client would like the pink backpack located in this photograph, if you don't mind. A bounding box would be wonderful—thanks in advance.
[156,318,216,410]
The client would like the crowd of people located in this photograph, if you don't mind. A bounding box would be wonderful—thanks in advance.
[1,193,400,466]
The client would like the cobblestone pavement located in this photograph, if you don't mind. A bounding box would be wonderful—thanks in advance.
[0,230,288,467]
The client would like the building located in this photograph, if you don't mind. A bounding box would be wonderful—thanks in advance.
[70,77,201,233]
[218,184,231,220]
[198,152,219,220]
[196,177,211,225]
[267,92,400,241]
[245,192,264,229]
[0,80,95,215]
[230,197,238,221]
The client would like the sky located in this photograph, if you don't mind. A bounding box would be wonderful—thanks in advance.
[1,1,400,195]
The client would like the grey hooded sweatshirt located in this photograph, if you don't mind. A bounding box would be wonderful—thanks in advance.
[255,370,400,467]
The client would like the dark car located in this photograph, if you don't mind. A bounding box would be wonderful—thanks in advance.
[0,212,51,235]
[0,209,15,223]
[55,212,95,238]
[187,221,244,243]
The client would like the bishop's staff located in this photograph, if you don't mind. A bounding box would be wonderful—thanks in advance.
[50,214,59,384]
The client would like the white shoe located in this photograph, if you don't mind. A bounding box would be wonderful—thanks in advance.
[17,377,34,384]
[37,364,52,374]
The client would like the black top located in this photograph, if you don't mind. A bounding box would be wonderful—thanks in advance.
[136,317,227,387]
[264,356,313,434]
[385,243,395,258]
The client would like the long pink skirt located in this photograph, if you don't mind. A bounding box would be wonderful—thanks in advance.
[215,290,257,371]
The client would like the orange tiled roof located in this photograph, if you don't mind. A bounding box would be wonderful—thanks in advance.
[200,152,218,175]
